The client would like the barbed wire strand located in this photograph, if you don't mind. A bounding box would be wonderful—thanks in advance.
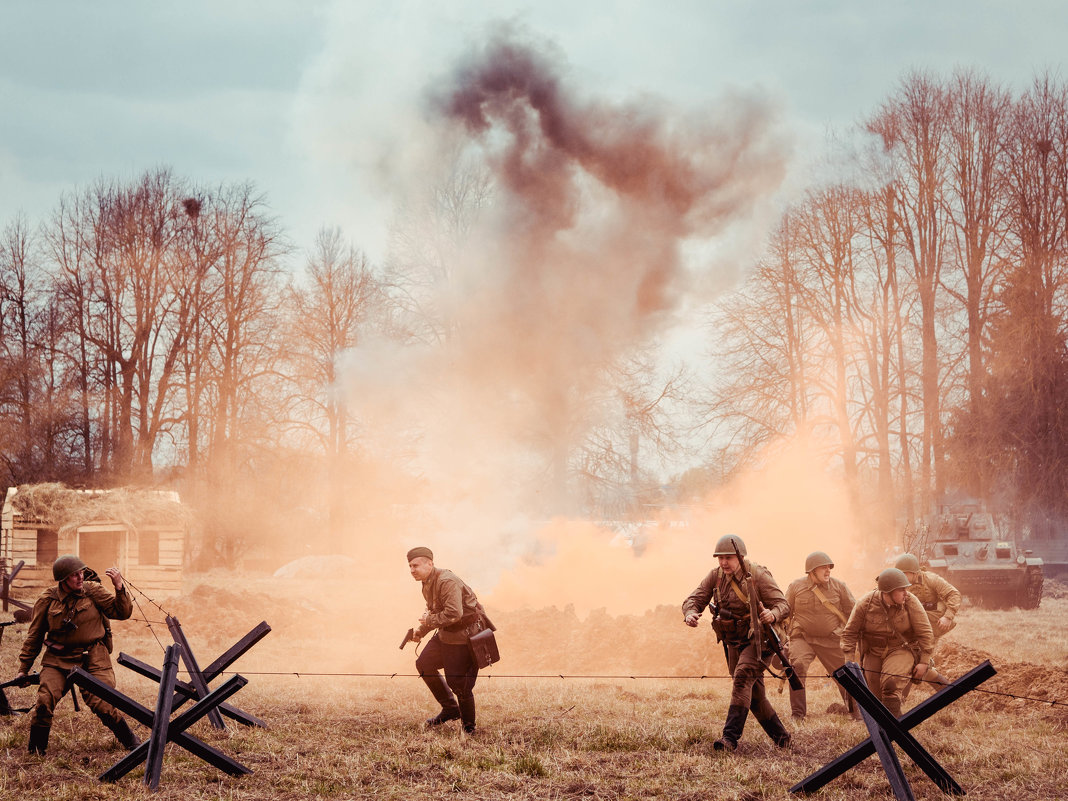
[136,668,1062,709]
[108,584,1066,710]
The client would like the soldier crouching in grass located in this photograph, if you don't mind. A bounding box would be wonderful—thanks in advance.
[682,534,792,752]
[406,547,489,734]
[839,567,936,718]
[13,555,139,755]
[895,552,960,690]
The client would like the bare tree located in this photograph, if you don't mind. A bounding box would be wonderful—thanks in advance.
[867,71,952,511]
[283,226,385,540]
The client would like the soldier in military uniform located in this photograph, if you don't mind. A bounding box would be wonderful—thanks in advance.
[895,552,960,688]
[839,567,936,717]
[12,554,139,755]
[784,551,859,720]
[682,534,792,751]
[407,547,489,734]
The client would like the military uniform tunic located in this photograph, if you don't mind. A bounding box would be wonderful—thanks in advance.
[784,574,856,717]
[18,578,133,729]
[683,563,789,712]
[839,589,935,717]
[908,570,961,637]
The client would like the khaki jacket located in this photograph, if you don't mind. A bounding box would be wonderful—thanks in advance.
[682,561,790,643]
[785,574,855,642]
[19,580,132,673]
[839,589,935,663]
[908,571,961,632]
[416,568,485,646]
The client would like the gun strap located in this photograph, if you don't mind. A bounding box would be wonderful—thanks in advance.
[729,578,750,605]
[812,585,848,625]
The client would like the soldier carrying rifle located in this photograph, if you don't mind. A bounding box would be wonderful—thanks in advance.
[682,534,792,752]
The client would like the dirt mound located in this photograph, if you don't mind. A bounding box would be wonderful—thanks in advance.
[936,641,1068,727]
[151,582,322,646]
[1042,577,1068,600]
[494,604,724,677]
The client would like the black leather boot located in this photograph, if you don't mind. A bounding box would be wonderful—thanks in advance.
[422,674,460,727]
[27,724,49,755]
[458,694,476,734]
[103,715,140,750]
[713,704,748,751]
[756,711,791,748]
[789,686,807,720]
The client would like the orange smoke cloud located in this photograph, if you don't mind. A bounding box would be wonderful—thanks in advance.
[486,435,881,617]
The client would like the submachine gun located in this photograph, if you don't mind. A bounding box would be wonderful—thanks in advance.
[733,540,804,692]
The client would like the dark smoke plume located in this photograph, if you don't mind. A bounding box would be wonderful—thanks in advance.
[430,28,787,365]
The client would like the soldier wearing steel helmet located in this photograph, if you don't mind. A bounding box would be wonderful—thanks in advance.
[11,554,138,755]
[895,552,960,688]
[784,551,859,720]
[839,567,936,717]
[682,534,791,752]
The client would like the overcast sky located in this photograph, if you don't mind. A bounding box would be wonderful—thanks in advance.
[2,0,1066,265]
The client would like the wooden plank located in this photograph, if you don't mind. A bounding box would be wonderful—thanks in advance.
[145,645,180,790]
[100,675,250,783]
[167,616,225,730]
[117,652,267,728]
[68,667,250,783]
[790,661,995,795]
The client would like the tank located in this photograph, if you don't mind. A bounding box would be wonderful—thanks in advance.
[917,510,1044,609]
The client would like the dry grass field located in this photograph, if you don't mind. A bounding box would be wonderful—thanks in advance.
[1,573,1066,801]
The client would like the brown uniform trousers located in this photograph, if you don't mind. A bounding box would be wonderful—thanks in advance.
[33,643,122,728]
[840,590,935,717]
[785,575,857,718]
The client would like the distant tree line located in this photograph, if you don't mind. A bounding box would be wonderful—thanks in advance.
[703,70,1068,537]
[3,69,1067,559]
[0,169,391,563]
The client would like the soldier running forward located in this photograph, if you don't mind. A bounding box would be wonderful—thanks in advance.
[784,551,860,720]
[839,567,936,717]
[682,534,792,752]
[12,555,139,756]
[406,547,490,734]
[895,552,961,688]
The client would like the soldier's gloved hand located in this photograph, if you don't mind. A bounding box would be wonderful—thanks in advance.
[911,662,929,682]
[936,616,952,634]
[684,612,700,628]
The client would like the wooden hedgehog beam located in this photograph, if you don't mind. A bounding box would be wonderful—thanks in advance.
[1,560,32,617]
[68,650,251,786]
[118,618,270,729]
[791,660,996,797]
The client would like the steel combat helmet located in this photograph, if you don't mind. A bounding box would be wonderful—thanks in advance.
[713,534,747,557]
[894,553,921,574]
[876,567,911,593]
[52,554,87,582]
[805,551,834,573]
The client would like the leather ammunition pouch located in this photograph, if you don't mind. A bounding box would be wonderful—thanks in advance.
[711,616,749,644]
[468,628,500,669]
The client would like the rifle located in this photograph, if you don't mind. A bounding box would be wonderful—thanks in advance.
[399,628,417,650]
[0,673,40,716]
[733,539,763,655]
[0,673,40,691]
[732,540,803,692]
[765,623,804,692]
